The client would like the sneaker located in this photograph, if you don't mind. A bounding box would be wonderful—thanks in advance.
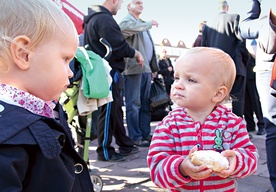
[134,140,150,147]
[97,152,125,162]
[119,146,139,156]
[257,128,266,135]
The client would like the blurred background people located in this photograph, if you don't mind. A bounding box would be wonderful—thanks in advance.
[83,0,143,162]
[239,1,276,190]
[202,0,245,117]
[244,39,265,136]
[192,20,206,47]
[119,0,158,147]
[157,48,174,97]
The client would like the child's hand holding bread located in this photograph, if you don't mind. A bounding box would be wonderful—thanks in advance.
[179,146,237,180]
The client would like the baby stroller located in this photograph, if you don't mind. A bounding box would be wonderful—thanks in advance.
[60,38,112,192]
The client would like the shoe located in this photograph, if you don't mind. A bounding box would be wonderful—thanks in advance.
[257,128,266,135]
[97,152,125,162]
[119,146,139,156]
[247,127,256,132]
[249,133,253,140]
[133,140,150,147]
[143,135,152,142]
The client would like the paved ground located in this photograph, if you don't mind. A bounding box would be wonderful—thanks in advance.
[87,120,273,192]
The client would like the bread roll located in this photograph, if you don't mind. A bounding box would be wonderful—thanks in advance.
[189,150,229,172]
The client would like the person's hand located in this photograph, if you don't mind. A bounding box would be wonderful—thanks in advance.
[151,72,157,79]
[151,20,159,27]
[179,146,212,180]
[168,66,173,72]
[135,50,144,67]
[213,150,237,178]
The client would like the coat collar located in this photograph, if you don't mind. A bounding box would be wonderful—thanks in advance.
[0,101,66,159]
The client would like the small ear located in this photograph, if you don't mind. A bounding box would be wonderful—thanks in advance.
[10,35,31,70]
[212,85,228,103]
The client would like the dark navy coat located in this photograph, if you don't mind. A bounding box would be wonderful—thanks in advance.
[0,101,93,192]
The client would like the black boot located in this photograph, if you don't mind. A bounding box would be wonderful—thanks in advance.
[257,127,265,135]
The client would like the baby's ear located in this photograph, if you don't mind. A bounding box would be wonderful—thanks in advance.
[10,35,31,70]
[212,86,227,103]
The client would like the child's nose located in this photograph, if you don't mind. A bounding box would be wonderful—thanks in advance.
[174,80,184,90]
[68,67,73,79]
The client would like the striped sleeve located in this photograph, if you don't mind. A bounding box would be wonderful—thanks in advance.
[147,112,192,188]
[228,116,259,178]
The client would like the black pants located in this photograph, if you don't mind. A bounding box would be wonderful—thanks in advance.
[96,69,134,160]
[231,75,246,117]
[244,79,265,131]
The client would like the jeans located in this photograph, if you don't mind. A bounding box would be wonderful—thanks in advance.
[124,73,151,142]
[256,70,276,191]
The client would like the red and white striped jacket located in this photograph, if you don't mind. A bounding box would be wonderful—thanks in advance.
[147,105,258,192]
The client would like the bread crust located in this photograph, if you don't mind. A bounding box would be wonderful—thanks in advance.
[189,150,229,172]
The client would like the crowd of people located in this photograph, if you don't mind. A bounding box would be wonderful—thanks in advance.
[239,0,276,190]
[1,0,276,191]
[119,1,158,147]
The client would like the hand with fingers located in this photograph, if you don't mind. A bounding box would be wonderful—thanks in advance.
[179,146,213,180]
[213,150,237,178]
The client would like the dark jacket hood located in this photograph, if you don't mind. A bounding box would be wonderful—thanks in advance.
[83,5,110,24]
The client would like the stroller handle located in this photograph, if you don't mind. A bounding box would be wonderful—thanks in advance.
[99,38,112,60]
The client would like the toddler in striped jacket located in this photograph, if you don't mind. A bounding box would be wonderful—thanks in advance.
[147,47,258,192]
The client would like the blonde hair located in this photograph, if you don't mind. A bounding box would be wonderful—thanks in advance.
[184,47,236,100]
[0,0,76,72]
[211,49,236,95]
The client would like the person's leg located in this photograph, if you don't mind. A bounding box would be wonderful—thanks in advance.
[140,73,152,140]
[244,80,256,132]
[165,83,171,96]
[265,120,276,191]
[256,70,276,191]
[165,83,173,110]
[110,72,137,154]
[249,79,265,134]
[96,103,116,160]
[231,75,246,117]
[96,69,124,161]
[124,74,142,142]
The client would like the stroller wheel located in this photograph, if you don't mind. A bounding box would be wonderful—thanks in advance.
[91,174,103,192]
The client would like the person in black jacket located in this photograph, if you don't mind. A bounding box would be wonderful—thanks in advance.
[83,0,144,162]
[158,49,174,96]
[0,0,93,191]
[202,0,245,117]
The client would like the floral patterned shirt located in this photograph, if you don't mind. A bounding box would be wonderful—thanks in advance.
[0,83,54,118]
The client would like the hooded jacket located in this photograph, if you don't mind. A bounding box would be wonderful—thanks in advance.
[83,5,135,72]
[148,104,259,191]
[0,101,93,192]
